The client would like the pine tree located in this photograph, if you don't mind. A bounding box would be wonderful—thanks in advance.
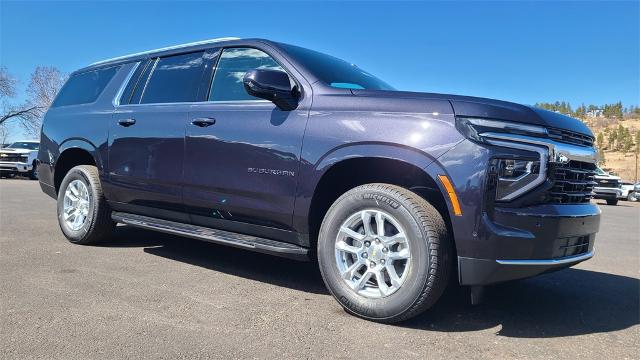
[597,132,605,150]
[609,130,617,149]
[598,149,606,166]
[623,135,633,153]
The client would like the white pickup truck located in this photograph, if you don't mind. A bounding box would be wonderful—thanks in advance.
[593,167,622,205]
[0,140,39,180]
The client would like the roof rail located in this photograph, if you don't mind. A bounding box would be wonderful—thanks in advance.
[90,37,241,66]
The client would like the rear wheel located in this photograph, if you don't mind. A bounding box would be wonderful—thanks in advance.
[606,198,618,206]
[57,165,114,244]
[317,183,452,323]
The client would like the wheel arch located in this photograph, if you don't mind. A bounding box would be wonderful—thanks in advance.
[303,143,455,257]
[54,139,102,194]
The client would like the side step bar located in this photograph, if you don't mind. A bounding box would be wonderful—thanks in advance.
[111,212,309,261]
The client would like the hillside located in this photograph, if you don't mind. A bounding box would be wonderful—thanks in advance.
[583,117,640,182]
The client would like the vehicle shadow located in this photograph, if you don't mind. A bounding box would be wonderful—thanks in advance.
[104,225,639,338]
[103,225,329,295]
[403,269,639,338]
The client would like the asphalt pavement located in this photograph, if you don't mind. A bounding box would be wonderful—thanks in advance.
[1,179,638,359]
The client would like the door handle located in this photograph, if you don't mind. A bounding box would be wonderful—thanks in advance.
[118,118,136,127]
[191,117,216,127]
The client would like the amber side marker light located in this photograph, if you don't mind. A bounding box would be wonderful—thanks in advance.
[438,175,462,216]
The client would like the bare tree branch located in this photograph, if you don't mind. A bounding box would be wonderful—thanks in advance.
[0,66,66,138]
[0,67,17,99]
[0,106,40,125]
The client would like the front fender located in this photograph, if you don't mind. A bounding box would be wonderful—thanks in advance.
[314,142,438,174]
[293,142,448,234]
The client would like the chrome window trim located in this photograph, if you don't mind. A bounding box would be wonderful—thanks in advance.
[113,62,141,107]
[496,250,594,266]
[115,99,271,108]
[91,37,241,66]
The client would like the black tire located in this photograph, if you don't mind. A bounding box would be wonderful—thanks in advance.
[627,192,637,202]
[317,183,452,323]
[606,198,618,206]
[57,165,114,244]
[29,161,38,180]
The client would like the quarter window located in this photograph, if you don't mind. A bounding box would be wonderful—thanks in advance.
[52,66,119,107]
[209,48,285,102]
[140,51,207,104]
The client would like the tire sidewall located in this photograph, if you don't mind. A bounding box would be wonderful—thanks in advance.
[318,187,432,320]
[57,167,98,243]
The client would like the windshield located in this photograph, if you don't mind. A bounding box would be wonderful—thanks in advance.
[7,142,39,150]
[595,168,607,176]
[279,44,394,91]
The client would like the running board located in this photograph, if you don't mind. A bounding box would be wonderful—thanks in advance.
[111,212,308,261]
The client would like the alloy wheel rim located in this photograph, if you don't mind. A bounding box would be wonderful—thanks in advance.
[334,209,412,298]
[63,179,90,231]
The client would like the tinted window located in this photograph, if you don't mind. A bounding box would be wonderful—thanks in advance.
[279,44,394,90]
[119,60,149,105]
[52,66,119,107]
[7,142,39,150]
[130,59,155,105]
[140,52,206,104]
[209,48,285,102]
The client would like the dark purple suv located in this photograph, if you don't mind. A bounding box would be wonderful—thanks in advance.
[38,38,600,322]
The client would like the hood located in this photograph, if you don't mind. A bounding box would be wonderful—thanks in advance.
[350,89,593,137]
[595,173,621,181]
[0,148,33,154]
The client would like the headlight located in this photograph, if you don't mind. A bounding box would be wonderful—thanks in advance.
[493,158,542,201]
[456,117,548,143]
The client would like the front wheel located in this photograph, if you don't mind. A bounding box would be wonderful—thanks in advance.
[57,165,114,244]
[627,192,638,202]
[317,183,452,323]
[606,198,618,206]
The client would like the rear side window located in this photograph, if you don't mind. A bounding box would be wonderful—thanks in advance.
[52,66,119,107]
[209,48,285,102]
[140,51,206,104]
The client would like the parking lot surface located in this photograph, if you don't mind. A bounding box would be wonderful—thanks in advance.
[1,179,638,359]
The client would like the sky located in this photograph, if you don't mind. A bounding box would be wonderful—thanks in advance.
[1,0,638,141]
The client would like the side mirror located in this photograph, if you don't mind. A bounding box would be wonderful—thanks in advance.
[243,69,298,111]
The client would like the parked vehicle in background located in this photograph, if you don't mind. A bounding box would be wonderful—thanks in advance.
[593,167,622,205]
[37,38,601,323]
[619,181,637,201]
[0,141,40,179]
[628,183,640,202]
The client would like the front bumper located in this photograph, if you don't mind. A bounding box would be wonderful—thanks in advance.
[0,161,32,173]
[593,187,621,200]
[459,251,593,285]
[458,203,600,285]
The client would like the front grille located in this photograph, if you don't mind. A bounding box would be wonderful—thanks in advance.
[595,178,619,188]
[553,235,591,258]
[0,154,27,163]
[547,128,594,147]
[547,160,597,204]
